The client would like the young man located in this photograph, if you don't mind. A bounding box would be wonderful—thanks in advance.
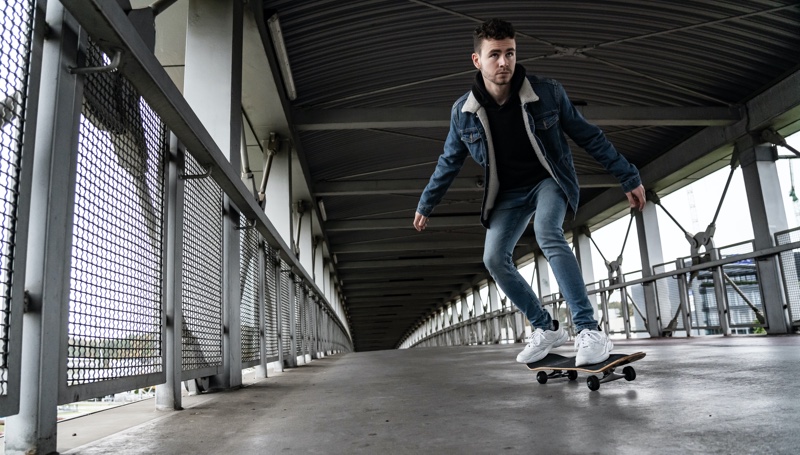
[413,18,646,366]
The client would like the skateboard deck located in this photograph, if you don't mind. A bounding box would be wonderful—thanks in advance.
[526,352,645,391]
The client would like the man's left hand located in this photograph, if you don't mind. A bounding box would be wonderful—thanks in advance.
[626,185,646,211]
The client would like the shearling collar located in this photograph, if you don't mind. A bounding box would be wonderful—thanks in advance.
[462,76,539,114]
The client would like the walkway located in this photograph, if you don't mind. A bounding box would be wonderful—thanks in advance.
[54,336,800,454]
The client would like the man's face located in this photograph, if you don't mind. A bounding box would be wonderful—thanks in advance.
[472,38,516,87]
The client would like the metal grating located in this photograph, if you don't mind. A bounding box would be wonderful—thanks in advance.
[69,40,166,386]
[777,228,800,327]
[263,245,278,358]
[0,0,35,395]
[239,218,260,363]
[181,152,223,371]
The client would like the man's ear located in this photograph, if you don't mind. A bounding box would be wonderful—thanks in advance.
[472,53,480,69]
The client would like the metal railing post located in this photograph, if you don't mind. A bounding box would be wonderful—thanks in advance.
[6,2,82,452]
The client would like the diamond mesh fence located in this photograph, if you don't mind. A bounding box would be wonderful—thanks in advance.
[777,228,800,327]
[68,40,166,386]
[0,0,35,396]
[181,152,223,371]
[239,218,260,364]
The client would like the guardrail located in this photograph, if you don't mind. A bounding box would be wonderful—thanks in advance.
[404,232,800,348]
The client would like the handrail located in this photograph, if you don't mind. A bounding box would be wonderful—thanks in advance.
[406,236,800,347]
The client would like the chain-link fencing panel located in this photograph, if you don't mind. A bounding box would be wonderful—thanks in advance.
[69,40,166,388]
[0,0,35,401]
[239,217,260,364]
[181,152,223,372]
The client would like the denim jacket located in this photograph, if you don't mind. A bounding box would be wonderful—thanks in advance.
[416,75,641,227]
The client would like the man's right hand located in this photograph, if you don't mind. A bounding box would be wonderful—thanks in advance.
[413,212,428,231]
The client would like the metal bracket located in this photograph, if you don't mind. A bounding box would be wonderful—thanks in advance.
[180,165,212,180]
[69,49,122,75]
[235,219,257,231]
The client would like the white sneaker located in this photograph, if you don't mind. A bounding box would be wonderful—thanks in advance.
[574,329,613,366]
[516,325,569,364]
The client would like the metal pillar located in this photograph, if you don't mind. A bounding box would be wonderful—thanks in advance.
[472,286,485,343]
[287,275,298,367]
[488,280,502,343]
[6,2,82,452]
[635,203,665,337]
[184,0,244,389]
[273,257,285,372]
[255,241,268,378]
[740,139,792,334]
[156,135,186,410]
[573,227,597,318]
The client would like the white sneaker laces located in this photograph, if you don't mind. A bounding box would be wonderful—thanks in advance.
[575,330,603,350]
[527,329,544,347]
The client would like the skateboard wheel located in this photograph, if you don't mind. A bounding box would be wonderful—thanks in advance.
[623,366,636,381]
[536,371,548,384]
[587,375,600,391]
[567,370,578,381]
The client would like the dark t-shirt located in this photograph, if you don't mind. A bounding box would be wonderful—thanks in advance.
[472,66,548,192]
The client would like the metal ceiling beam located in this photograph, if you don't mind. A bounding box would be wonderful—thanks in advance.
[326,215,477,231]
[338,266,486,281]
[565,69,800,231]
[337,256,485,270]
[345,286,466,298]
[333,239,501,254]
[315,175,616,196]
[343,279,468,290]
[293,106,741,130]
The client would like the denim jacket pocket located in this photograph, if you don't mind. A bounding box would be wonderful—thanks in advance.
[459,127,486,166]
[460,127,482,143]
[534,111,559,130]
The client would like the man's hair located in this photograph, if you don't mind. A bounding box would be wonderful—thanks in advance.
[473,18,516,53]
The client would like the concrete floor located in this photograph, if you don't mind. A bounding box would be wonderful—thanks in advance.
[50,335,800,454]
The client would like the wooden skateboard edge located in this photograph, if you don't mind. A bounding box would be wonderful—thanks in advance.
[527,351,646,373]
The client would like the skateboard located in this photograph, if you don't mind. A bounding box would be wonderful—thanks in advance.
[526,352,646,391]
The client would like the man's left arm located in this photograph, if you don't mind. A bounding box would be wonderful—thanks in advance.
[557,82,645,210]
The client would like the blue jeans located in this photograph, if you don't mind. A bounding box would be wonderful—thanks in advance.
[483,178,598,332]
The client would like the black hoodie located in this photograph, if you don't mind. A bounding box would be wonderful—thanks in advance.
[471,64,548,193]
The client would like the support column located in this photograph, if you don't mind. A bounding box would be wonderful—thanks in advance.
[184,0,244,390]
[635,202,665,337]
[488,280,502,343]
[273,257,285,372]
[287,275,298,367]
[6,3,81,452]
[157,135,186,410]
[255,241,268,378]
[740,139,792,334]
[472,286,485,343]
[573,227,598,317]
